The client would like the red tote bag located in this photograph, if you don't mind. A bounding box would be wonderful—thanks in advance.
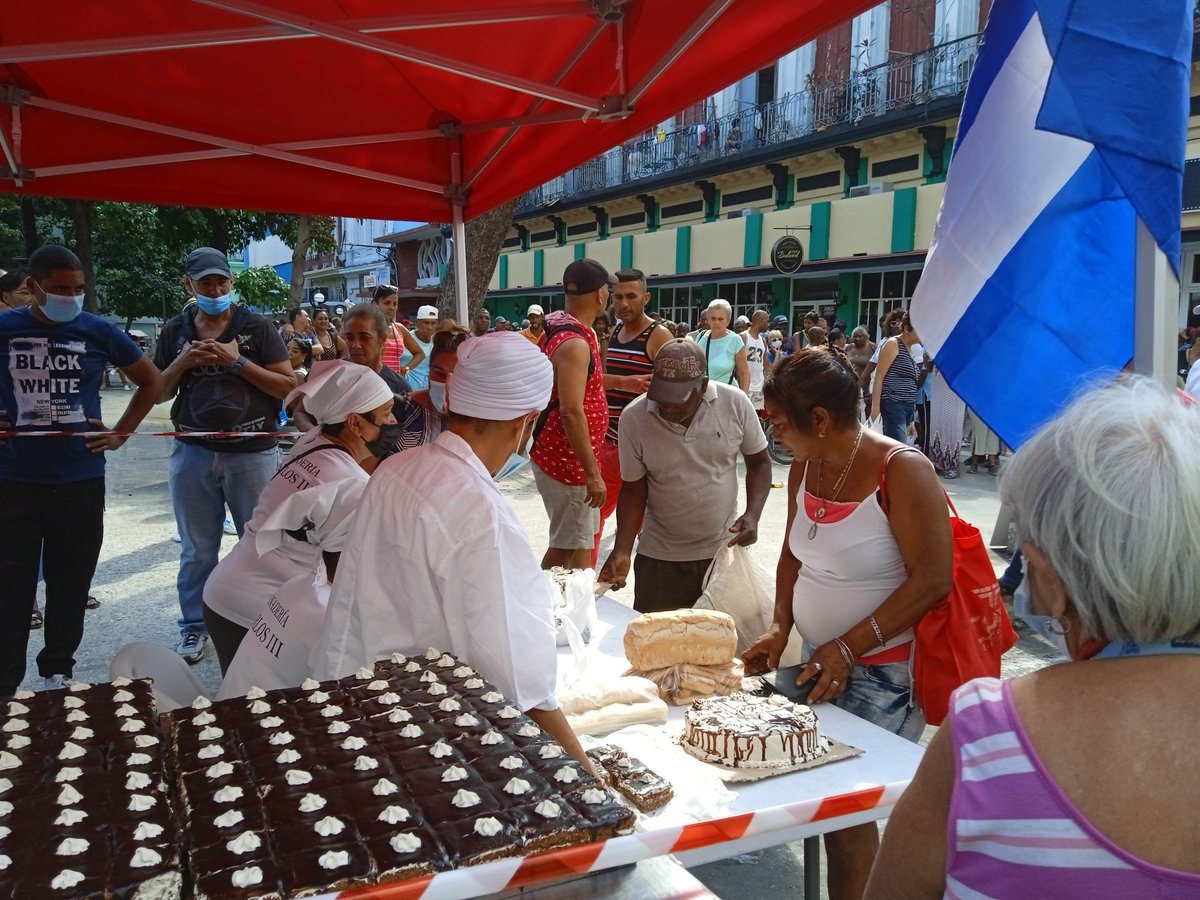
[880,449,1017,726]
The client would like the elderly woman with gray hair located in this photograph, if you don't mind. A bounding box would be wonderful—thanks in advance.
[690,298,749,391]
[866,377,1200,898]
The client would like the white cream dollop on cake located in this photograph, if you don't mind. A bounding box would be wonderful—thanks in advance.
[681,691,829,769]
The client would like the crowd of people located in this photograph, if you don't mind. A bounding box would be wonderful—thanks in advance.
[1,245,1197,897]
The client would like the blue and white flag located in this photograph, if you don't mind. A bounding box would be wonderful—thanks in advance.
[910,0,1191,448]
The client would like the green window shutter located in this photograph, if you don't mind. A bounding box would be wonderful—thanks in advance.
[743,211,763,268]
[809,202,831,261]
[890,187,917,254]
[676,226,692,274]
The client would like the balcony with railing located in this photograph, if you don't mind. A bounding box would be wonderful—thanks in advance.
[517,32,981,214]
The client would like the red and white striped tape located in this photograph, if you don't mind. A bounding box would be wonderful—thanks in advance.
[323,781,909,900]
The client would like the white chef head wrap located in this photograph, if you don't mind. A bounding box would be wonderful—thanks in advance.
[255,477,367,556]
[284,360,393,425]
[446,332,553,421]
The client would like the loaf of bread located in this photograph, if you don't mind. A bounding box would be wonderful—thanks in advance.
[623,609,737,670]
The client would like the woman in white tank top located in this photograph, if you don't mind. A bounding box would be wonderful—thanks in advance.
[742,345,953,900]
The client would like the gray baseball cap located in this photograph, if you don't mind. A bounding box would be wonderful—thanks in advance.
[185,247,231,279]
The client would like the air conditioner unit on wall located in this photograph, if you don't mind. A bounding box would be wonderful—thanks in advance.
[848,181,894,198]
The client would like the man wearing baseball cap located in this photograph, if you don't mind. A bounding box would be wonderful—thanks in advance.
[407,304,440,389]
[599,338,771,612]
[530,258,615,570]
[519,304,545,345]
[154,247,295,664]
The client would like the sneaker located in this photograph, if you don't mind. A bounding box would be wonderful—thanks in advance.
[123,384,131,391]
[176,632,207,664]
[30,608,43,630]
[223,518,237,536]
[85,595,100,610]
[42,674,72,691]
[171,530,181,543]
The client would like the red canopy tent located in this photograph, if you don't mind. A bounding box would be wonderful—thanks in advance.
[0,0,873,319]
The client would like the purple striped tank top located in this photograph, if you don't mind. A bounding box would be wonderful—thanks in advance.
[946,678,1200,897]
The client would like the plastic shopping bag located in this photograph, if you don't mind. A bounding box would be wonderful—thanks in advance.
[694,545,804,666]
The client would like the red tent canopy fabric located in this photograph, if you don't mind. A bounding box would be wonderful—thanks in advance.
[0,1,873,221]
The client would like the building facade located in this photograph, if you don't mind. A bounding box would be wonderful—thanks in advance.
[486,0,1200,341]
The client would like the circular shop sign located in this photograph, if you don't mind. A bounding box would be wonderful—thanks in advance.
[770,235,804,274]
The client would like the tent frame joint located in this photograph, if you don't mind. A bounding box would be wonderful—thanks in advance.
[0,85,31,108]
[595,94,633,122]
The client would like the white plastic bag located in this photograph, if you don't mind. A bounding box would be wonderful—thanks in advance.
[694,545,804,667]
[547,567,599,688]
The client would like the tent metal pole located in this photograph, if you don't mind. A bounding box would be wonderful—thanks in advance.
[0,6,586,63]
[1132,217,1178,388]
[452,202,469,326]
[27,95,445,193]
[195,0,599,111]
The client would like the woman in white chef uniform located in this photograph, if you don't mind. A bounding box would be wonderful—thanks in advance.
[217,477,365,699]
[201,360,397,673]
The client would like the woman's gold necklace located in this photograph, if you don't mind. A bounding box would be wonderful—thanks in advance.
[809,425,864,540]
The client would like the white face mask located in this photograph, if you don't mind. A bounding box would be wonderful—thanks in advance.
[770,339,782,349]
[428,379,447,413]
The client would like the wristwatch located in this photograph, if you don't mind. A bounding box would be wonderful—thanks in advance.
[230,355,248,375]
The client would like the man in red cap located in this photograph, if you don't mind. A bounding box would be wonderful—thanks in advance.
[530,259,615,570]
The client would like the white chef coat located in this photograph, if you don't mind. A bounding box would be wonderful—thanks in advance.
[217,565,330,700]
[202,429,366,627]
[314,430,559,712]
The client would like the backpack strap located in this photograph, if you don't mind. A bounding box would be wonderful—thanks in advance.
[531,319,598,446]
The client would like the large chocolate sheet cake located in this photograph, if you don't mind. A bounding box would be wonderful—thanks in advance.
[161,649,634,899]
[0,679,182,899]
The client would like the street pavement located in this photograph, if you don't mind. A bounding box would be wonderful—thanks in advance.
[18,388,1059,896]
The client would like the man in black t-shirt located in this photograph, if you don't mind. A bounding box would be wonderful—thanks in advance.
[154,248,295,664]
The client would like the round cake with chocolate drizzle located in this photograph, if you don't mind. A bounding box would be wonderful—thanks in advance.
[681,691,829,769]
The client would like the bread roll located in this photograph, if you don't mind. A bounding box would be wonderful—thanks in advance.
[623,609,736,670]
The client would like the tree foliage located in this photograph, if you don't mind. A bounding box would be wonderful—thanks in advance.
[233,265,290,312]
[0,196,336,322]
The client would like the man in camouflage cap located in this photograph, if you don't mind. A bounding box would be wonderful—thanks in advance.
[598,339,771,611]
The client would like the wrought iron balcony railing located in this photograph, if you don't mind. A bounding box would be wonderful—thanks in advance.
[517,32,981,214]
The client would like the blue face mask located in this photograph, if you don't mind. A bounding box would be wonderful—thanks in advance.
[40,292,84,323]
[494,417,535,482]
[1014,585,1070,657]
[196,292,233,315]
